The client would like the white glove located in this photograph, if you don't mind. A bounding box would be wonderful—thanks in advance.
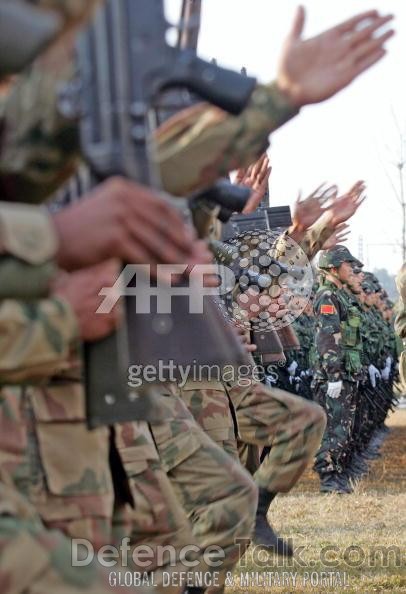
[265,375,278,386]
[381,365,390,381]
[381,357,392,382]
[326,380,343,399]
[300,370,307,378]
[287,361,298,376]
[368,364,381,388]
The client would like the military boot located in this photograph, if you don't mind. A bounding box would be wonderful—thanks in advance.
[348,453,369,477]
[320,473,352,494]
[362,444,381,460]
[253,488,293,556]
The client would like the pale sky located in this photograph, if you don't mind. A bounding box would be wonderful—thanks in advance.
[165,0,406,274]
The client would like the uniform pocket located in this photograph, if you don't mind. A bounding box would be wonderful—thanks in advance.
[35,422,111,496]
[345,350,362,374]
[28,385,112,498]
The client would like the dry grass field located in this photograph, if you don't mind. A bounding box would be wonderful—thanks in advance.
[230,410,406,594]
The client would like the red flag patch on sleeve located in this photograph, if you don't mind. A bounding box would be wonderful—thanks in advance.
[320,304,336,315]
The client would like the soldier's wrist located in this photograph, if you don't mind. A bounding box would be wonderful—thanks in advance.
[258,82,301,128]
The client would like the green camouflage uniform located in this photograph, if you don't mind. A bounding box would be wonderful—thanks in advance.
[312,247,364,478]
[289,310,316,400]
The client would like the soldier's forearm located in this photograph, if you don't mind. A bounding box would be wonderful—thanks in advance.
[156,82,299,196]
[301,213,335,260]
[1,65,299,202]
[0,297,78,384]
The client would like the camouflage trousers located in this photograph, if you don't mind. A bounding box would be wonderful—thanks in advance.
[115,421,199,594]
[225,380,327,493]
[149,385,258,594]
[0,385,197,594]
[181,379,326,494]
[313,380,358,476]
[0,471,155,594]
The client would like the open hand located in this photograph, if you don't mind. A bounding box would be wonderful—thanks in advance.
[277,7,394,108]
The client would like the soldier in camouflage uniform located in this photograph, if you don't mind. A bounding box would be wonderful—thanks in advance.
[0,6,209,594]
[312,245,365,493]
[0,15,258,594]
[0,6,156,594]
[3,3,394,588]
[395,263,406,385]
[289,299,317,400]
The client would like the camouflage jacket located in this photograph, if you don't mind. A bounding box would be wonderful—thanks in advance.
[395,263,406,385]
[395,264,406,339]
[313,280,363,383]
[292,313,316,371]
[0,63,298,203]
[0,298,78,384]
[360,305,381,366]
[0,201,58,300]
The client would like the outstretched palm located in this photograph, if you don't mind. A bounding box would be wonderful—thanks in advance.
[292,184,337,231]
[278,7,394,107]
[329,181,366,226]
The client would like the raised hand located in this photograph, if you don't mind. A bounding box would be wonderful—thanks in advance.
[235,153,272,214]
[277,7,394,108]
[292,184,338,232]
[322,223,351,250]
[328,181,367,226]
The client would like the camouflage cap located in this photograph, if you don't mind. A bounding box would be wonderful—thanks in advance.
[318,245,363,270]
[363,271,381,293]
[361,278,374,294]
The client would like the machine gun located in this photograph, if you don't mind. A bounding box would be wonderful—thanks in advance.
[78,0,257,428]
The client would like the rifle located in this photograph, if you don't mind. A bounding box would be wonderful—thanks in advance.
[178,0,201,51]
[78,0,257,428]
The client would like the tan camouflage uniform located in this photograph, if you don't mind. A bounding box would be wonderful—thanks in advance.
[0,468,157,594]
[148,385,257,594]
[0,26,307,594]
[395,263,406,386]
[0,4,155,593]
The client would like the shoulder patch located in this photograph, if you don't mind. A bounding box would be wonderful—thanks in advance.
[320,304,336,315]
